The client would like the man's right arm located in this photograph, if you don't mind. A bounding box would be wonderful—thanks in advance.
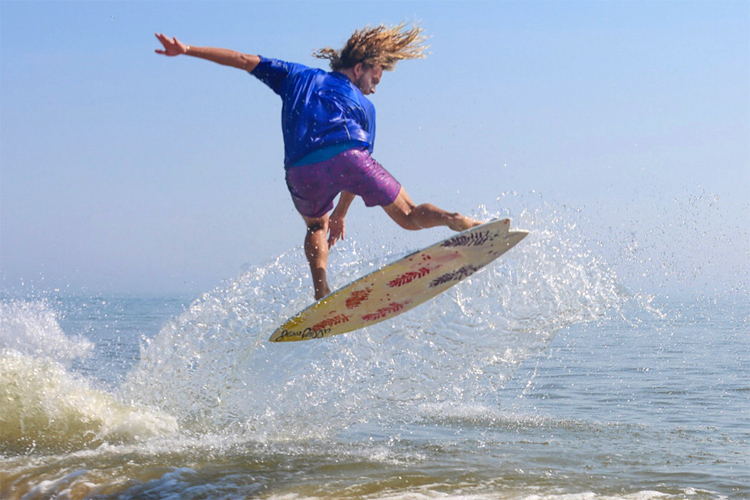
[328,191,356,248]
[155,33,260,72]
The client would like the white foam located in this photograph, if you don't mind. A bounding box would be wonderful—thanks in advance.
[0,299,93,364]
[0,350,178,452]
[18,469,88,500]
[262,488,692,500]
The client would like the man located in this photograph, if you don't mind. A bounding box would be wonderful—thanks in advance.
[155,24,480,300]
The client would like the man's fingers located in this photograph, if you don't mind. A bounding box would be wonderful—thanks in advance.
[327,231,342,248]
[154,33,182,56]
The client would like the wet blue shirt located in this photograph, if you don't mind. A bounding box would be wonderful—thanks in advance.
[250,56,376,168]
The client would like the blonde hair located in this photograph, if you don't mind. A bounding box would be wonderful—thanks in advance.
[313,22,429,71]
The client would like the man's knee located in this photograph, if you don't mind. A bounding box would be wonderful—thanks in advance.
[388,207,421,231]
[306,221,326,234]
[383,193,420,230]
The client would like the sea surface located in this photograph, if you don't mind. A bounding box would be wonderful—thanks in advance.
[1,205,748,500]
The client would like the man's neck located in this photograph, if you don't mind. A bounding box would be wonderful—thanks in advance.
[336,67,356,83]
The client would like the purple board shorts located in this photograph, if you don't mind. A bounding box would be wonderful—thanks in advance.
[285,148,402,218]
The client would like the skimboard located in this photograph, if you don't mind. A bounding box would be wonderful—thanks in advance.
[270,218,528,342]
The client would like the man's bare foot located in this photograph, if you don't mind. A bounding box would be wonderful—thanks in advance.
[314,285,331,301]
[447,214,483,232]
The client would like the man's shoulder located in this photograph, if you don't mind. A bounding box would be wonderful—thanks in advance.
[255,56,307,74]
[252,57,321,93]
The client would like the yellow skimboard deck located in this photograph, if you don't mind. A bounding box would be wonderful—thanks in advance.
[270,218,528,342]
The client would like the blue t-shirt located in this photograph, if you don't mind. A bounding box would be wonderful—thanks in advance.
[250,56,376,168]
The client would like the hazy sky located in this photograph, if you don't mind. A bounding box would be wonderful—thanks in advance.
[1,1,748,295]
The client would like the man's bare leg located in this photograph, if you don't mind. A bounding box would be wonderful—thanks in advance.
[302,189,477,300]
[302,215,332,300]
[383,187,481,231]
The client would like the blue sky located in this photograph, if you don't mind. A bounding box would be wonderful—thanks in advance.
[1,1,748,295]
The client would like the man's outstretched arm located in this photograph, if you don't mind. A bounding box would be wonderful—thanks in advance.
[155,33,260,72]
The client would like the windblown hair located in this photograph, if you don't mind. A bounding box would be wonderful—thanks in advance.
[313,22,429,71]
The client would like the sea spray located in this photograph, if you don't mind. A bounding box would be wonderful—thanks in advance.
[120,205,637,441]
[0,299,93,364]
[0,300,178,454]
[0,350,178,453]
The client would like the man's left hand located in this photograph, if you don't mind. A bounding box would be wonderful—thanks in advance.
[328,215,345,248]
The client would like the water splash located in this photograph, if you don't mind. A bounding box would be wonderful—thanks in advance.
[0,300,178,453]
[0,350,178,453]
[121,204,636,441]
[0,299,93,365]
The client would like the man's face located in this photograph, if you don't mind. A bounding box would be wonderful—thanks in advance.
[353,64,383,95]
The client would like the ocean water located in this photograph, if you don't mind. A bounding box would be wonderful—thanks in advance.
[1,202,748,500]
